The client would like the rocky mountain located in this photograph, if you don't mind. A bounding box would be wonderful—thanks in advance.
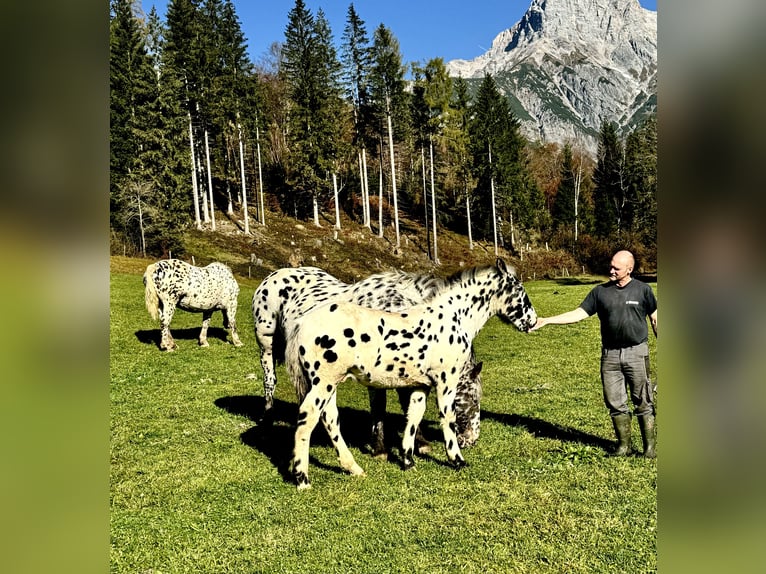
[446,0,656,155]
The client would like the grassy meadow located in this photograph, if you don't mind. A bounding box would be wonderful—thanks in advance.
[110,262,657,573]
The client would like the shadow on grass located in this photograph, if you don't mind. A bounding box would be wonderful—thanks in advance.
[214,395,450,483]
[134,327,229,348]
[482,410,613,451]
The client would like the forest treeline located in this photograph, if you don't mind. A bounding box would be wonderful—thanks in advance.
[110,0,657,272]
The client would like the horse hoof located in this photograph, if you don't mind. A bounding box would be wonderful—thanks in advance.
[451,458,467,470]
[349,464,366,476]
[372,451,388,461]
[297,482,312,491]
[402,458,416,471]
[199,341,209,348]
[233,341,244,347]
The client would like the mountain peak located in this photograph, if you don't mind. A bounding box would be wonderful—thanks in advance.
[447,0,657,153]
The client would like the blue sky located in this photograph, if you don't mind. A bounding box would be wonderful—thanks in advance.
[141,0,657,66]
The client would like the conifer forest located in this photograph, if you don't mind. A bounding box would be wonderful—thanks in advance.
[110,0,657,271]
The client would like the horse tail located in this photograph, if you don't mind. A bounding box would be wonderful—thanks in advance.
[143,263,160,321]
[285,322,312,403]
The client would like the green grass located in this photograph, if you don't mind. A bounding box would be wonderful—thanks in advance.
[111,269,656,573]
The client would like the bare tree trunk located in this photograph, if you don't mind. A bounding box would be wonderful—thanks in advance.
[188,112,202,229]
[509,209,515,247]
[138,194,146,258]
[466,195,473,250]
[362,148,370,230]
[489,143,498,256]
[574,156,582,242]
[333,173,341,229]
[378,155,384,239]
[386,108,400,250]
[421,145,430,259]
[256,124,265,227]
[225,136,234,215]
[238,121,250,235]
[313,194,321,227]
[429,136,439,264]
[204,128,216,231]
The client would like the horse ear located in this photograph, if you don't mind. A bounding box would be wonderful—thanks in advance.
[496,258,508,274]
[471,361,483,377]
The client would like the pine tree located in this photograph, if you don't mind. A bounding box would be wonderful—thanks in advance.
[164,0,205,228]
[341,3,373,228]
[592,120,625,238]
[624,115,657,246]
[445,76,476,248]
[421,58,452,263]
[370,24,407,248]
[109,0,190,256]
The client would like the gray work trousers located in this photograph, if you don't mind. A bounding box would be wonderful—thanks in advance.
[601,342,654,417]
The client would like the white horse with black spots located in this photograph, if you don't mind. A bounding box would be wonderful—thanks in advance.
[252,266,484,456]
[286,259,536,489]
[143,259,243,351]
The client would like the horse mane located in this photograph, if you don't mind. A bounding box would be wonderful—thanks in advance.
[418,265,493,304]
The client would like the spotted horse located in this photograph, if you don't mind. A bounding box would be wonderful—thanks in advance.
[286,259,537,489]
[251,266,484,457]
[143,259,243,351]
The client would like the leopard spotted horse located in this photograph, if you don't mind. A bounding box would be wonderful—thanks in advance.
[286,259,537,489]
[143,259,243,351]
[252,266,484,457]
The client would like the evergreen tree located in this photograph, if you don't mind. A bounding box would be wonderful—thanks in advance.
[409,65,432,255]
[444,76,477,246]
[111,0,182,254]
[110,0,156,222]
[164,0,205,228]
[281,0,345,224]
[592,120,625,237]
[341,3,374,227]
[624,115,657,246]
[369,24,407,247]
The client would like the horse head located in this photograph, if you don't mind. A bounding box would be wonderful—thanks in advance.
[495,258,537,333]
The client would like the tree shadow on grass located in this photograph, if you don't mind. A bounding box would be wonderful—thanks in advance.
[481,410,613,451]
[134,327,229,348]
[215,395,454,483]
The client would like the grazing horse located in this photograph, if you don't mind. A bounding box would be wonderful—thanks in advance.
[143,259,243,351]
[286,259,537,489]
[252,266,484,455]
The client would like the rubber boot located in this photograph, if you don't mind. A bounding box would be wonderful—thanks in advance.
[610,413,632,456]
[638,414,656,459]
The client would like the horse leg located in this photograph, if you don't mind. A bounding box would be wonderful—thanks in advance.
[368,388,387,460]
[257,332,276,422]
[436,380,466,469]
[401,389,428,470]
[397,388,431,455]
[199,310,213,347]
[456,360,483,448]
[223,304,243,347]
[159,301,177,351]
[321,392,365,477]
[291,386,326,491]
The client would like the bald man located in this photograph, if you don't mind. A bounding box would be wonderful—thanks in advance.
[531,250,658,458]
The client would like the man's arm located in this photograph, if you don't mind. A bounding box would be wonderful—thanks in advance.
[650,309,657,338]
[530,307,590,331]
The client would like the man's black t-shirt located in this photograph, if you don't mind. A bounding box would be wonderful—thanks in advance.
[579,279,657,349]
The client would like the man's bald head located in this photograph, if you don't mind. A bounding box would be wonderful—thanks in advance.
[610,250,634,286]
